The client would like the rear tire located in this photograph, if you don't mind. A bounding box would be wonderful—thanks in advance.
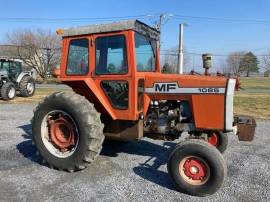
[189,131,229,153]
[207,131,228,153]
[32,92,104,171]
[19,75,35,97]
[1,82,16,100]
[167,139,227,196]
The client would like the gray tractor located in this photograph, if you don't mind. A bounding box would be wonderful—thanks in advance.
[0,59,36,100]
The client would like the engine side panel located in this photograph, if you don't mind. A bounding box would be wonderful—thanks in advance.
[144,74,228,131]
[192,94,224,130]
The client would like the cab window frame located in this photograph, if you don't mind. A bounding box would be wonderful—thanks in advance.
[66,38,90,76]
[95,34,128,75]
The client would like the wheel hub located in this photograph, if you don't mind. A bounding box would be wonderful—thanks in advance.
[190,166,199,174]
[27,83,34,94]
[48,115,76,151]
[181,157,208,181]
[8,87,15,98]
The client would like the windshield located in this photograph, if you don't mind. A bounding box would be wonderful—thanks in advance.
[135,33,157,72]
[0,61,22,73]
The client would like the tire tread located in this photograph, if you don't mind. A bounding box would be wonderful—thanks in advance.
[32,91,104,171]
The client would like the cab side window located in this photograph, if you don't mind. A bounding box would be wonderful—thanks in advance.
[135,33,156,72]
[10,62,22,72]
[67,38,89,75]
[95,35,127,75]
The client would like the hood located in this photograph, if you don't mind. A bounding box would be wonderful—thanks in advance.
[144,73,228,89]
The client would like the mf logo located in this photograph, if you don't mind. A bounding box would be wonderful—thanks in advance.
[154,82,178,92]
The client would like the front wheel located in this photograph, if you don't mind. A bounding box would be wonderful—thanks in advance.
[32,92,104,171]
[167,140,227,196]
[1,82,16,100]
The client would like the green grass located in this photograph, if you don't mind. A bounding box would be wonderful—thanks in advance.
[234,93,270,119]
[234,77,270,119]
[239,77,270,90]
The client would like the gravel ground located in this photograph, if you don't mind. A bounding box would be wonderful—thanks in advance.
[0,104,269,202]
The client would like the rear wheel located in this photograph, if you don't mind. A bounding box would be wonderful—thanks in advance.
[167,140,227,196]
[1,82,16,100]
[207,131,228,153]
[19,75,35,97]
[189,131,228,153]
[32,92,104,171]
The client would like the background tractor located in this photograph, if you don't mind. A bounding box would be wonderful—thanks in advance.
[0,58,36,100]
[31,20,256,196]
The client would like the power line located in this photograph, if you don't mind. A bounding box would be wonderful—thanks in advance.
[0,14,149,23]
[184,52,270,57]
[1,13,270,25]
[173,14,270,25]
[160,50,270,57]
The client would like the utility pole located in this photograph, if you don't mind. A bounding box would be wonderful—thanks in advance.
[177,23,184,74]
[155,14,174,49]
[157,14,164,49]
[157,14,164,32]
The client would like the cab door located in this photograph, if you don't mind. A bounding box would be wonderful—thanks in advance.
[92,32,136,120]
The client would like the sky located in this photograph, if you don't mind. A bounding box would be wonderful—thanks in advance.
[0,0,270,71]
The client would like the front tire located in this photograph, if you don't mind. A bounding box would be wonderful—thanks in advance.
[1,82,16,100]
[167,140,227,196]
[19,75,35,97]
[32,92,104,171]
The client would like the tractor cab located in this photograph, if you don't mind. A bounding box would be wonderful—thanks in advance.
[55,20,161,122]
[0,59,22,81]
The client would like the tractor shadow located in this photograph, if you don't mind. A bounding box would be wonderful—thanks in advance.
[17,124,178,191]
[101,139,178,191]
[16,124,45,166]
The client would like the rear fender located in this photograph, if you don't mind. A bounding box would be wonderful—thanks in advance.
[16,72,32,83]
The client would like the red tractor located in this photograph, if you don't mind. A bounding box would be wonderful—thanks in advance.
[31,20,256,196]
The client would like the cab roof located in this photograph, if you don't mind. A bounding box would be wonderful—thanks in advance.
[60,20,160,40]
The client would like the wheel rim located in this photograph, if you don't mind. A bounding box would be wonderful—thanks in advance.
[8,87,16,98]
[27,82,34,94]
[208,132,219,146]
[179,156,210,185]
[41,110,79,158]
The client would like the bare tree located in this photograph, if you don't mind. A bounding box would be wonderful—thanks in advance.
[226,51,246,76]
[223,51,246,76]
[6,28,61,79]
[219,58,230,75]
[262,52,270,72]
[162,46,190,73]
